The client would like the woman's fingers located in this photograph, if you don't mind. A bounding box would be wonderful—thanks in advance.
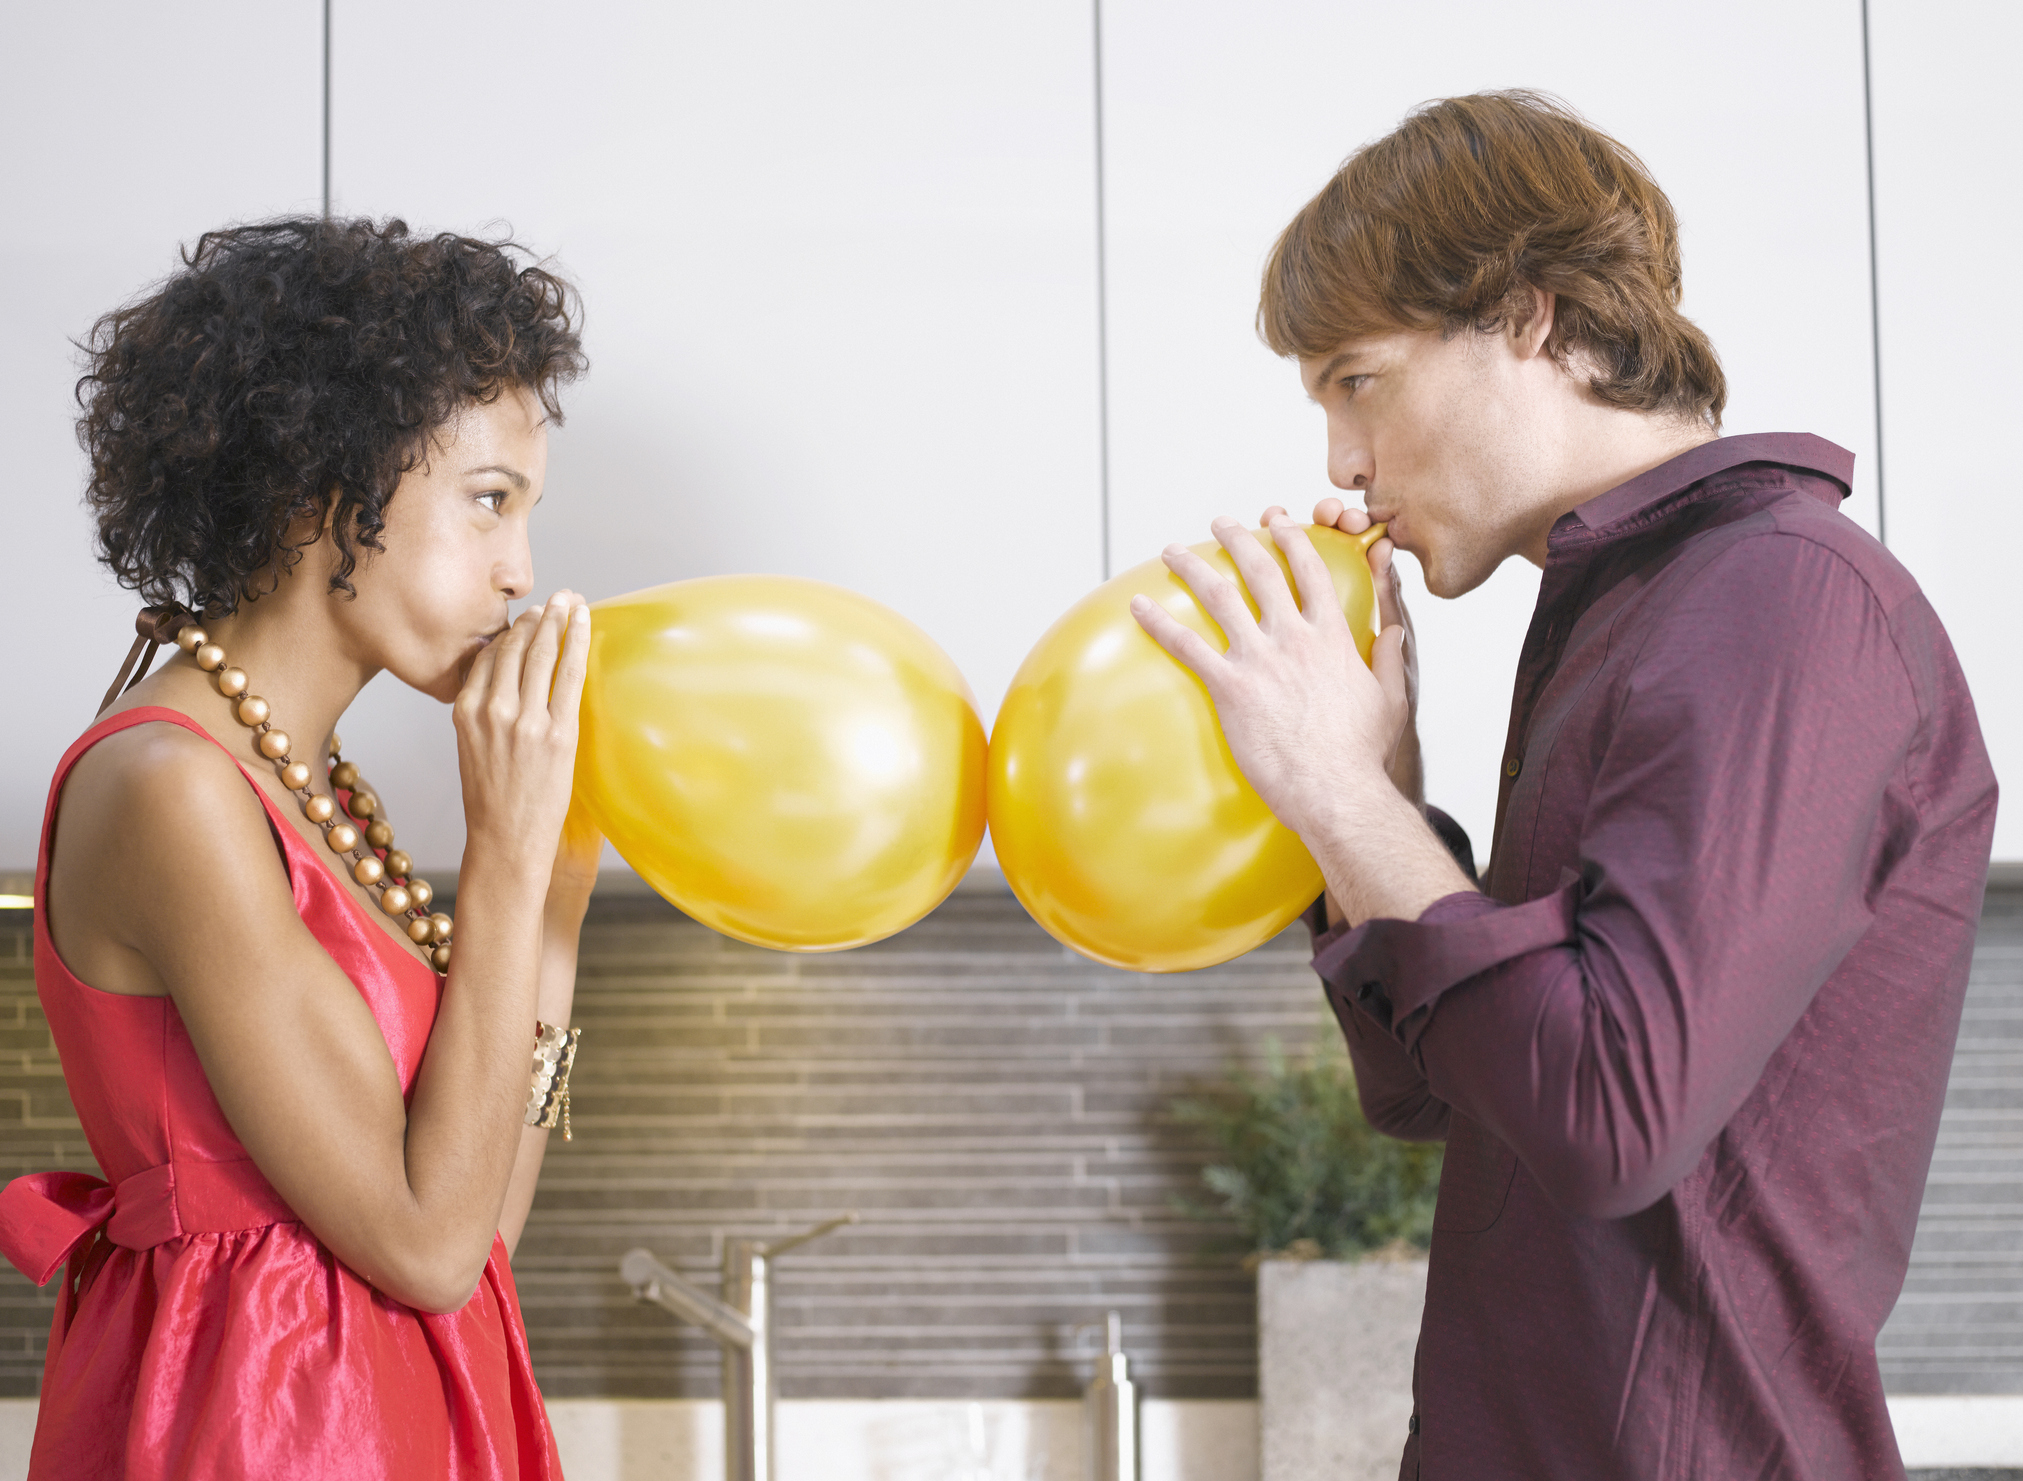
[1130,593,1226,688]
[1164,541,1262,650]
[470,607,540,720]
[460,619,509,706]
[1209,516,1301,629]
[1257,503,1292,528]
[517,593,575,717]
[548,603,591,726]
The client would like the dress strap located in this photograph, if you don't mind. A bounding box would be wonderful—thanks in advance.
[36,706,294,914]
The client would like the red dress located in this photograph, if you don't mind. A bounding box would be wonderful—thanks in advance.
[0,708,564,1479]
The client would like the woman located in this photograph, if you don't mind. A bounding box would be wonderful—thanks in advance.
[0,217,595,1478]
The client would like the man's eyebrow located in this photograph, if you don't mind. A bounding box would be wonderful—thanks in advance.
[465,463,530,490]
[1305,349,1363,402]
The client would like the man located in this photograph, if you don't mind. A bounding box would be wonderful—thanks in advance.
[1133,91,1997,1480]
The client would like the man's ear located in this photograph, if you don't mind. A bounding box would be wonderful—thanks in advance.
[1507,284,1557,361]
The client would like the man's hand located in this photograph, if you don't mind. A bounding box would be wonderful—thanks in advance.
[1129,512,1471,930]
[1129,514,1406,840]
[1266,501,1422,807]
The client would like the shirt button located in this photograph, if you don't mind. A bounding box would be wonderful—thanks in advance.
[1504,755,1522,778]
[1408,1413,1420,1435]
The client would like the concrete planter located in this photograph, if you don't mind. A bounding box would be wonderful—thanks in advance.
[1257,1256,1428,1481]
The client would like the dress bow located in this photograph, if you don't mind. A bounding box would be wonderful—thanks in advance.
[0,1170,116,1285]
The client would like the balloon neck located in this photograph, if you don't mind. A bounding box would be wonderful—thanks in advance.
[1358,521,1388,551]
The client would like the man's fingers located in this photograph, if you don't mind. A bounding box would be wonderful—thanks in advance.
[1164,542,1263,650]
[1130,593,1227,684]
[1315,498,1373,534]
[1258,503,1292,528]
[1370,538,1409,634]
[1268,519,1346,630]
[1210,516,1301,628]
[1370,623,1410,714]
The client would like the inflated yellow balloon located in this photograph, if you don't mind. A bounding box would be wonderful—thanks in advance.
[576,577,987,952]
[988,524,1385,972]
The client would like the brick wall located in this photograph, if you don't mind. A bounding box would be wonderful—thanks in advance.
[0,879,1327,1399]
[3,881,2018,1401]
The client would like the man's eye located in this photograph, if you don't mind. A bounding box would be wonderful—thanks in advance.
[1339,375,1369,398]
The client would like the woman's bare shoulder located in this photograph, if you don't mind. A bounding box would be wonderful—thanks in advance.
[51,717,292,990]
[63,716,264,828]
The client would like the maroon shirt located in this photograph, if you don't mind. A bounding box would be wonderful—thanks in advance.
[1310,434,1998,1480]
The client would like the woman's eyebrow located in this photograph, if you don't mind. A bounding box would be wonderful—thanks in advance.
[464,463,529,490]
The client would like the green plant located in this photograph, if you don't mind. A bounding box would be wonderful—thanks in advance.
[1172,1035,1443,1262]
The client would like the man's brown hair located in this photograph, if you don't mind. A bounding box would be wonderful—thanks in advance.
[1259,90,1725,427]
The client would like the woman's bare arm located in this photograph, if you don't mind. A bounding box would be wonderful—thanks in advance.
[53,598,589,1313]
[496,799,600,1257]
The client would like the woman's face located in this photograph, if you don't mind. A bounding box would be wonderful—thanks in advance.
[334,386,550,702]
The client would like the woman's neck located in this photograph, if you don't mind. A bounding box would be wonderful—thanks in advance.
[122,575,379,768]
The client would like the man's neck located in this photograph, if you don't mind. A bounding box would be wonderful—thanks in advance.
[1517,407,1719,566]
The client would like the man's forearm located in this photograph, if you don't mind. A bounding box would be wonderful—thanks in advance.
[1307,780,1476,930]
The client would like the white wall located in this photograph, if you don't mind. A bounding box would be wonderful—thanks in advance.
[4,0,2014,869]
[0,2,322,864]
[324,0,1104,867]
[1870,0,2022,861]
[1099,0,1880,857]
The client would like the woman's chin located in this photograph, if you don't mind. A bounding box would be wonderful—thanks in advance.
[388,659,466,706]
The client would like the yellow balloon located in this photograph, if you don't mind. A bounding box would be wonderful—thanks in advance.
[577,576,987,952]
[988,524,1385,972]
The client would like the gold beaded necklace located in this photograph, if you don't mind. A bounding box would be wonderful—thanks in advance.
[110,613,455,973]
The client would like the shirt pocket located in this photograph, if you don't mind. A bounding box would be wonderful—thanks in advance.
[1432,1113,1519,1234]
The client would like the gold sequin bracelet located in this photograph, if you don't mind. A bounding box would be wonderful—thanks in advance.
[527,1021,581,1141]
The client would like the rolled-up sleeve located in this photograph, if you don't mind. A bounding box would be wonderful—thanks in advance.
[1306,807,1481,1142]
[1315,535,1923,1219]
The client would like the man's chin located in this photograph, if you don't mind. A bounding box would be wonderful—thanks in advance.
[1411,546,1489,601]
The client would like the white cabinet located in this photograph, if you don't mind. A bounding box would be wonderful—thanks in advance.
[1869,0,2021,861]
[327,0,1105,866]
[0,3,322,863]
[1100,0,1877,856]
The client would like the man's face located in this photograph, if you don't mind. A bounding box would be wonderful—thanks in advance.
[1300,325,1555,598]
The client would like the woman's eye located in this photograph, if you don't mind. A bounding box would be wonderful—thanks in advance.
[476,491,505,514]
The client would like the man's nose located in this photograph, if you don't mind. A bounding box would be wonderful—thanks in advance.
[1328,435,1373,492]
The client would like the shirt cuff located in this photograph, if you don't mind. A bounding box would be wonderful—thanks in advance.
[1311,876,1582,1052]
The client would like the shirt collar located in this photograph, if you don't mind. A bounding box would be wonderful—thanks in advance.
[1562,433,1855,540]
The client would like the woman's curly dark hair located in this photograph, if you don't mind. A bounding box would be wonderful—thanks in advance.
[78,217,588,616]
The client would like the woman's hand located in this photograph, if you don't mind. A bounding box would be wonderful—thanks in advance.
[453,592,592,883]
[549,791,604,910]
